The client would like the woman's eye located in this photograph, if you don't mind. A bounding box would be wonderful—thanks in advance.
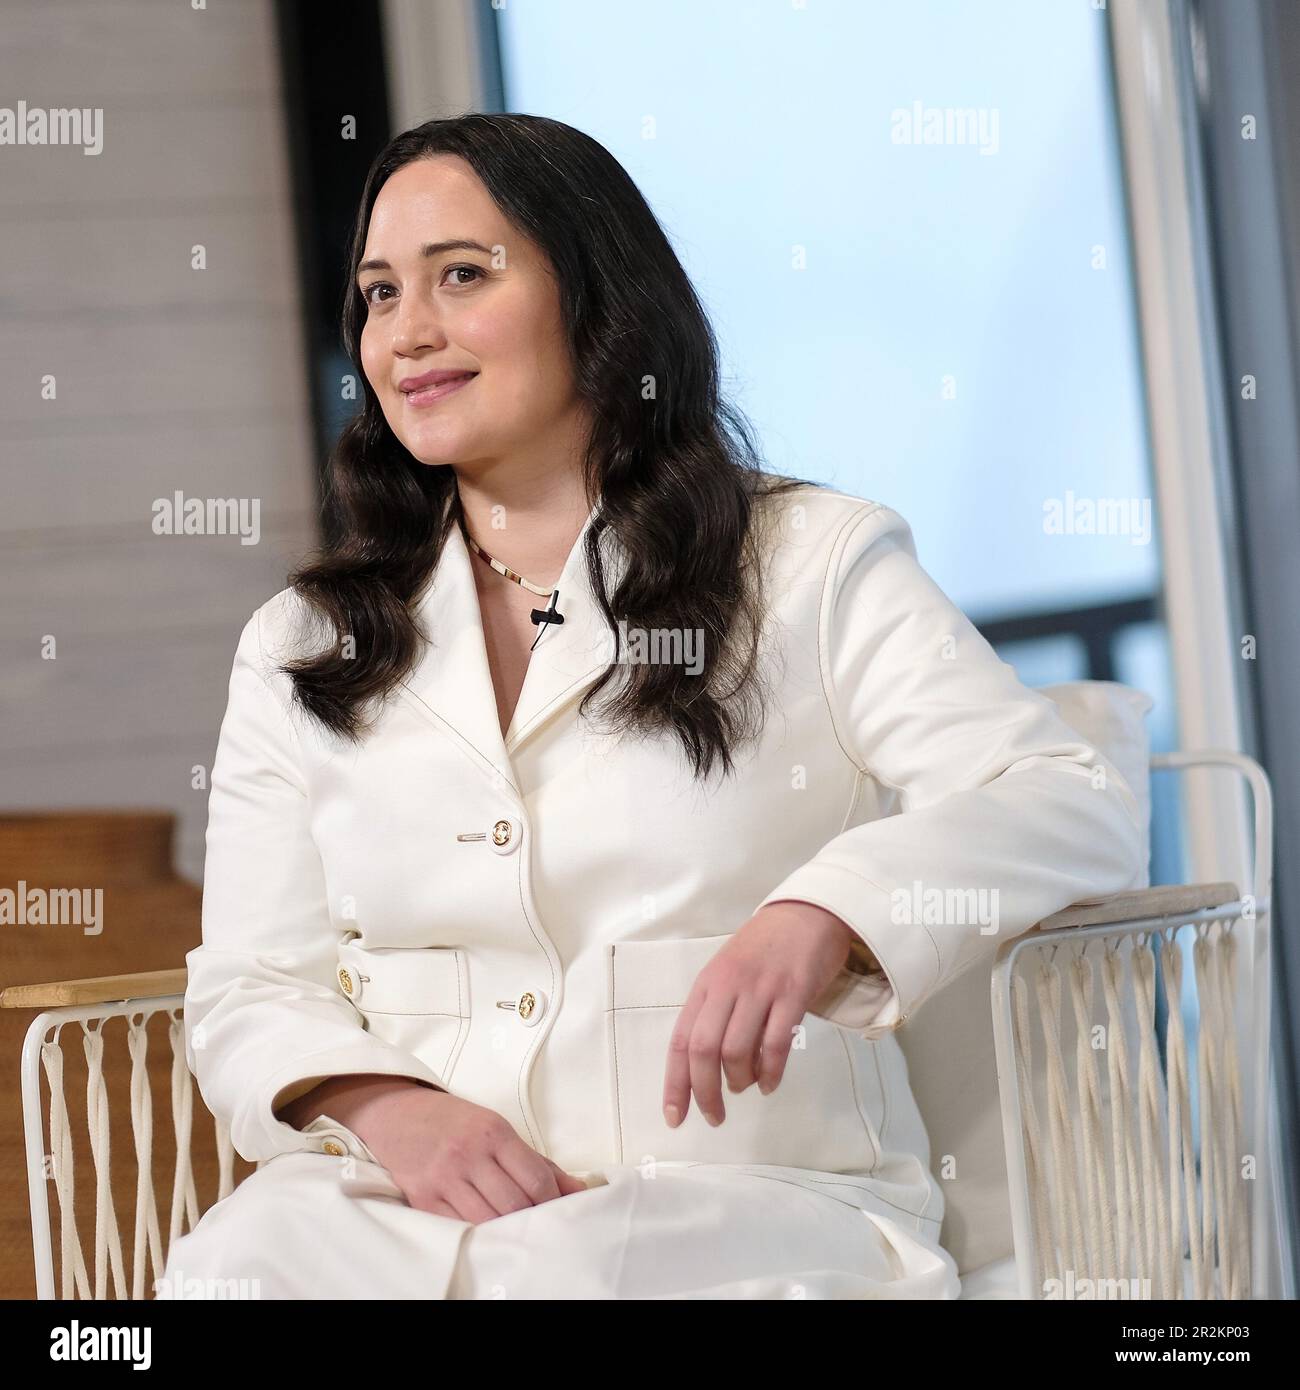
[445,264,483,286]
[361,265,482,307]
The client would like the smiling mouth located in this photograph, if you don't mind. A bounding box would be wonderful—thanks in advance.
[403,373,477,406]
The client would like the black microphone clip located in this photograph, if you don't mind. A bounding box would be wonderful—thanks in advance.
[529,589,564,650]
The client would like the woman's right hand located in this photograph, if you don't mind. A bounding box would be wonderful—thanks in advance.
[329,1077,590,1222]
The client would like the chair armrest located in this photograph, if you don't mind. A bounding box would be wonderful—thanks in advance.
[1033,882,1240,932]
[0,968,188,1010]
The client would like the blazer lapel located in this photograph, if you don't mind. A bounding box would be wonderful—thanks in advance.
[505,500,625,757]
[396,497,623,786]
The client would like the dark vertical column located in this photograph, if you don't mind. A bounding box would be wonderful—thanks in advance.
[273,0,393,545]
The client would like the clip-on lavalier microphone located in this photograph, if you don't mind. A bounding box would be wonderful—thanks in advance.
[529,589,564,651]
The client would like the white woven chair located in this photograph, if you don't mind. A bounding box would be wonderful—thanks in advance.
[989,750,1276,1300]
[4,748,1276,1300]
[7,975,232,1300]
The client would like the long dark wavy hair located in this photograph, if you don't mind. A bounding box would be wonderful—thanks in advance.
[283,113,813,783]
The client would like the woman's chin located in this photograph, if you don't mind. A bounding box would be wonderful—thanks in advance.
[395,434,478,470]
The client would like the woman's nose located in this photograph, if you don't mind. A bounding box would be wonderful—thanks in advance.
[391,291,446,357]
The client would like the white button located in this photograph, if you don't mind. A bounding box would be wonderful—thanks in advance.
[489,816,522,855]
[517,989,547,1026]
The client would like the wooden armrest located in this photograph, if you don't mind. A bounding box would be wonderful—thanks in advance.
[0,968,188,1010]
[1034,883,1240,932]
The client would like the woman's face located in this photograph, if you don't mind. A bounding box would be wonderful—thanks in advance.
[357,155,582,473]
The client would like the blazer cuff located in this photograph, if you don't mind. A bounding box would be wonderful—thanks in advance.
[298,1113,385,1166]
[271,1075,329,1112]
[756,864,939,1037]
[253,1045,448,1163]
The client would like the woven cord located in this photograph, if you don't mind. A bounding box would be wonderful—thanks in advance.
[126,1015,166,1299]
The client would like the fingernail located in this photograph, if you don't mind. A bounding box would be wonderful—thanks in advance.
[663,1104,681,1127]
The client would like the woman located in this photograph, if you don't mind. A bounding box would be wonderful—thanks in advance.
[161,114,1143,1300]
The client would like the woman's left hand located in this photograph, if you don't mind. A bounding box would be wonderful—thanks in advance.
[661,900,862,1129]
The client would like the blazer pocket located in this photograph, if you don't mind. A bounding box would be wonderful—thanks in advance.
[605,933,881,1174]
[336,938,470,1087]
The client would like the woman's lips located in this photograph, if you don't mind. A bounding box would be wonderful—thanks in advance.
[403,373,476,407]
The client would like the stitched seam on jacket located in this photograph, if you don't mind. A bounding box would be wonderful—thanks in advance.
[911,1169,942,1231]
[801,1174,943,1228]
[513,845,554,1152]
[507,664,606,749]
[810,503,942,983]
[395,682,524,800]
[792,502,940,989]
[609,948,625,1162]
[444,951,469,1087]
[814,506,918,812]
[806,505,946,983]
[833,1028,883,1172]
[870,1037,892,1147]
[815,499,885,776]
[603,1001,688,1011]
[262,1043,442,1130]
[734,1168,938,1226]
[355,1007,462,1018]
[252,605,311,794]
[812,863,942,985]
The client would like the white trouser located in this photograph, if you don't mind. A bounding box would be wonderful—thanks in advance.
[158,1152,961,1301]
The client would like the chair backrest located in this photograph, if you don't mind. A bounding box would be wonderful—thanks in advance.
[996,747,1276,1299]
[992,895,1258,1299]
[897,679,1155,1276]
[17,994,238,1299]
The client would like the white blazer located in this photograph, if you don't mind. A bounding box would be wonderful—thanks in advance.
[185,482,1144,1241]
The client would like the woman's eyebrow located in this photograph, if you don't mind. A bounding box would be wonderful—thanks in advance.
[356,239,493,277]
